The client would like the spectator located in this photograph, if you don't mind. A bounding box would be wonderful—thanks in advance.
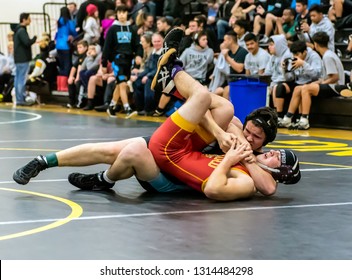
[83,4,101,44]
[156,16,173,38]
[207,0,219,27]
[27,36,58,91]
[244,32,271,75]
[131,32,158,115]
[216,30,248,99]
[280,32,345,130]
[67,2,78,22]
[101,9,116,39]
[194,14,220,54]
[13,12,37,106]
[136,14,156,36]
[216,0,235,43]
[329,0,352,22]
[263,34,292,94]
[301,4,335,51]
[294,0,312,41]
[130,0,156,23]
[255,0,291,43]
[179,31,214,85]
[273,40,322,124]
[55,6,78,91]
[83,63,115,110]
[102,4,141,115]
[0,42,16,101]
[232,19,250,49]
[79,43,102,107]
[274,8,297,45]
[67,40,89,108]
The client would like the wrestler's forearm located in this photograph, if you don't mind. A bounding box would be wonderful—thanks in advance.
[243,162,277,196]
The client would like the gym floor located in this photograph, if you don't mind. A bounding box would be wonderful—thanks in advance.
[0,104,351,260]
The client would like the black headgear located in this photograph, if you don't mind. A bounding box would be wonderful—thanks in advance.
[244,107,278,146]
[258,149,301,185]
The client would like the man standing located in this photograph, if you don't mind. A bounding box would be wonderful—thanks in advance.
[13,13,37,106]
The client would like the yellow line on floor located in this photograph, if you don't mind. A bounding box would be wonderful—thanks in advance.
[300,161,352,168]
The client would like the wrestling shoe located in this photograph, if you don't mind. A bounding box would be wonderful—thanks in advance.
[13,155,48,185]
[68,171,115,191]
[151,27,184,95]
[162,27,184,56]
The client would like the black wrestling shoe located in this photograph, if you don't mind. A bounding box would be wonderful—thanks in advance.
[68,172,115,191]
[151,27,184,95]
[13,155,48,185]
[162,27,184,55]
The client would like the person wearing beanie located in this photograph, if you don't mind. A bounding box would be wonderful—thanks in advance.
[83,4,101,44]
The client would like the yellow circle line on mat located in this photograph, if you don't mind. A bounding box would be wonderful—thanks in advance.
[0,187,83,241]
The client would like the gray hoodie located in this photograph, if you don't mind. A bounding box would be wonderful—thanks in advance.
[308,16,335,52]
[179,43,214,81]
[284,47,322,85]
[264,34,291,86]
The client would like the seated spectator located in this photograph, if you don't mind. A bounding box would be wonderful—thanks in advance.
[232,19,251,49]
[179,31,214,85]
[130,0,156,23]
[263,34,292,95]
[135,14,156,36]
[130,32,155,115]
[229,0,256,27]
[300,4,335,51]
[216,0,235,43]
[0,42,16,101]
[27,36,58,91]
[275,8,297,45]
[83,63,115,110]
[217,30,248,99]
[254,0,291,43]
[273,40,322,124]
[280,32,345,130]
[207,0,219,27]
[294,0,312,41]
[78,43,102,107]
[244,32,271,75]
[328,0,352,22]
[156,16,173,38]
[67,40,88,108]
[194,14,220,54]
[179,19,202,55]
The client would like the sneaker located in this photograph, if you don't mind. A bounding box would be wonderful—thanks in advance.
[297,117,310,130]
[94,103,109,112]
[107,105,117,117]
[13,155,48,185]
[340,89,352,98]
[68,172,114,191]
[259,35,269,44]
[124,107,133,115]
[152,109,165,117]
[278,116,292,128]
[137,110,146,116]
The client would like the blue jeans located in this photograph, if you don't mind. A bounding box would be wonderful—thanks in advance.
[14,62,30,104]
[216,19,230,41]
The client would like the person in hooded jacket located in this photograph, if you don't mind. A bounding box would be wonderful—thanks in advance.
[55,6,77,91]
[101,4,142,115]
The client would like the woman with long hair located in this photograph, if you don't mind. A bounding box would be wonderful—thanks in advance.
[55,6,77,91]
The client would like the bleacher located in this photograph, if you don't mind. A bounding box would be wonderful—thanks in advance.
[0,0,351,129]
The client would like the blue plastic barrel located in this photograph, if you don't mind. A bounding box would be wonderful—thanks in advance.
[229,79,268,123]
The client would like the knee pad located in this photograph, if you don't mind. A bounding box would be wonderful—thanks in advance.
[276,83,286,99]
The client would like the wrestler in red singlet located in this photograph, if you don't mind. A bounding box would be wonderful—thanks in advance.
[149,111,250,192]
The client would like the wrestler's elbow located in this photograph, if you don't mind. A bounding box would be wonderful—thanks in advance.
[258,183,277,196]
